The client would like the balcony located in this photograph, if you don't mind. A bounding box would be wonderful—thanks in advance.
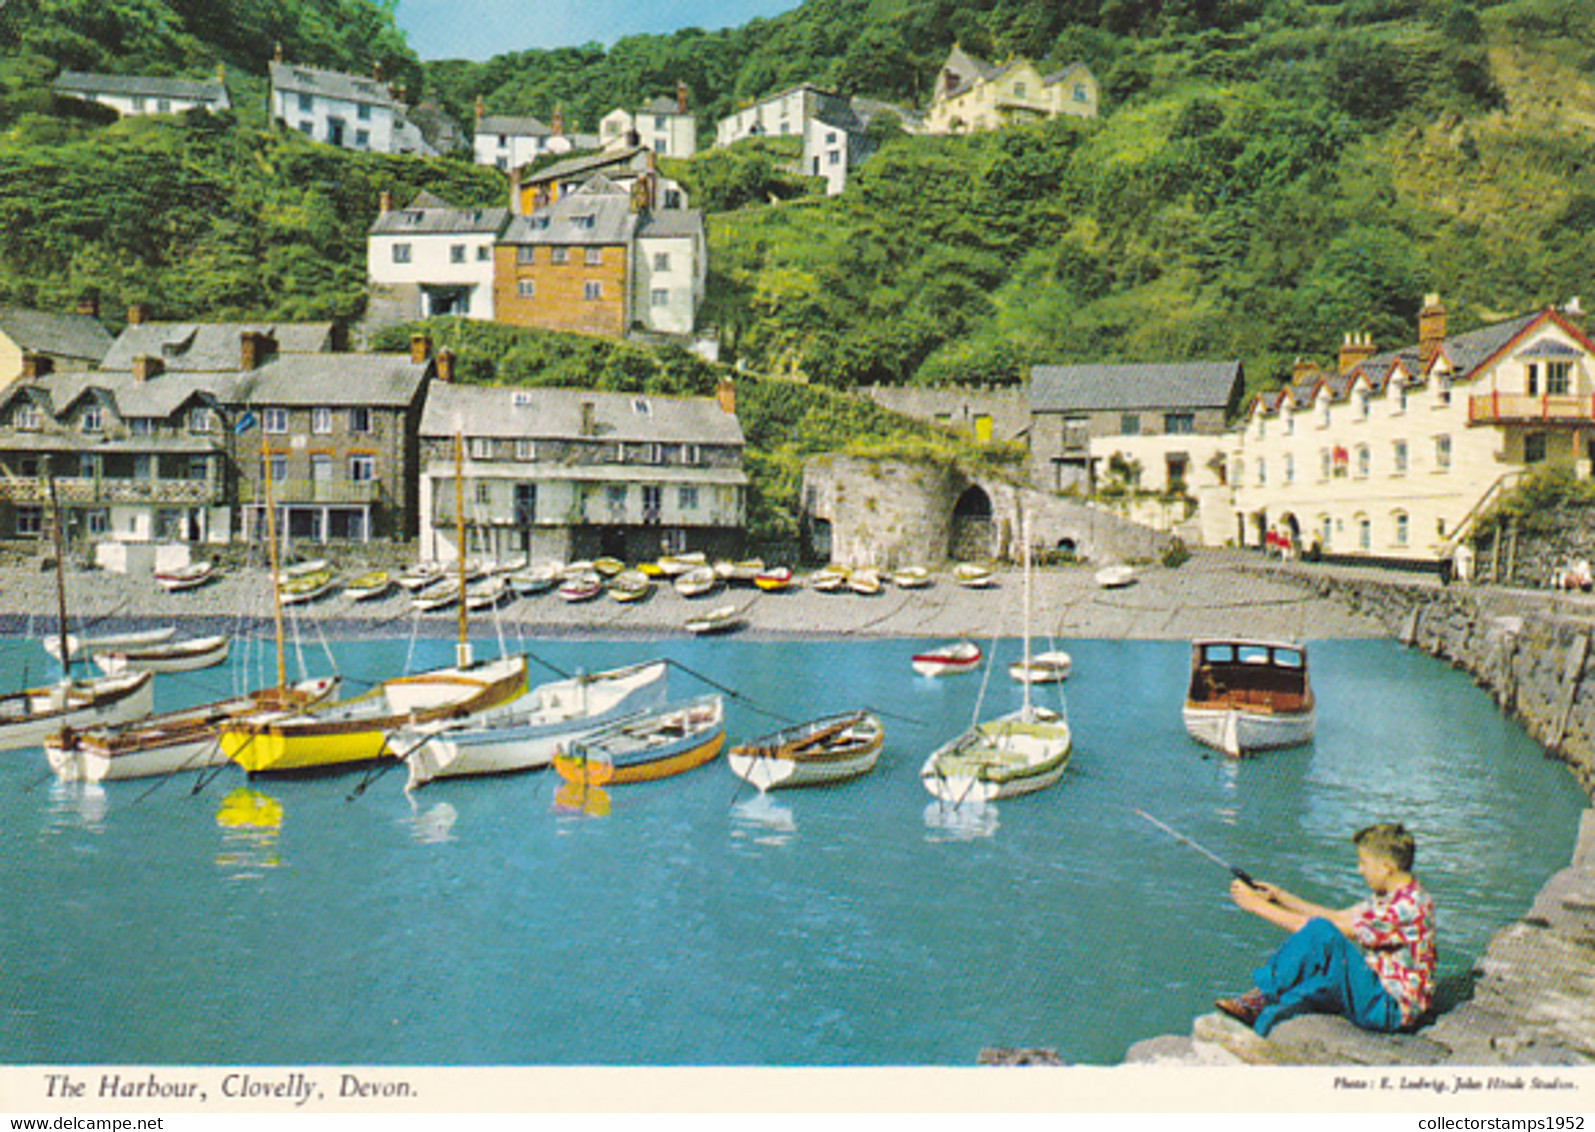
[0,476,223,506]
[240,478,382,505]
[1468,393,1595,426]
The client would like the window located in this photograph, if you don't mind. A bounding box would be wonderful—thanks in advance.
[515,439,536,461]
[132,96,147,112]
[309,453,331,484]
[1437,376,1451,406]
[1319,448,1331,481]
[1014,83,1026,98]
[1319,401,1330,428]
[312,407,332,434]
[156,99,171,114]
[1256,418,1266,441]
[641,484,662,521]
[1526,363,1539,396]
[298,122,313,137]
[1285,413,1294,436]
[517,281,535,298]
[1358,515,1371,551]
[86,509,109,536]
[1393,440,1408,475]
[1284,453,1294,484]
[1119,414,1140,437]
[1435,434,1452,470]
[1525,432,1547,464]
[584,281,602,301]
[631,398,651,417]
[349,407,371,434]
[1074,84,1089,102]
[451,244,467,264]
[829,151,840,166]
[129,417,153,436]
[15,404,40,431]
[1398,384,1409,413]
[585,247,602,266]
[477,246,491,261]
[133,455,154,480]
[653,252,670,271]
[571,215,595,231]
[1356,444,1370,478]
[514,483,535,526]
[678,485,699,511]
[348,454,375,482]
[681,444,701,466]
[664,189,683,209]
[1164,413,1195,435]
[1256,458,1266,486]
[16,505,42,536]
[263,407,288,434]
[551,247,568,265]
[605,484,627,515]
[470,438,493,460]
[79,454,97,479]
[262,454,287,484]
[655,116,666,130]
[298,93,313,113]
[188,407,214,433]
[475,482,491,505]
[357,103,371,121]
[1549,362,1572,396]
[81,406,102,433]
[1321,516,1332,549]
[355,130,369,148]
[1357,390,1369,420]
[516,247,536,265]
[651,288,669,308]
[1394,511,1409,547]
[392,243,412,264]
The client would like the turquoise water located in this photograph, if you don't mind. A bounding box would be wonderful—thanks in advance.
[0,634,1586,1066]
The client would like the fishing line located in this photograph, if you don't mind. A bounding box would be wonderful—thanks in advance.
[663,658,797,724]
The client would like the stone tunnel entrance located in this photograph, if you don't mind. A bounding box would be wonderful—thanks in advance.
[949,485,993,561]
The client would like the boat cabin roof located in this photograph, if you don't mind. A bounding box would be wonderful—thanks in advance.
[1190,639,1307,667]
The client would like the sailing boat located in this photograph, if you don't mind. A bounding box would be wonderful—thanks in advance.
[919,511,1071,805]
[217,430,527,776]
[47,429,340,782]
[0,461,154,754]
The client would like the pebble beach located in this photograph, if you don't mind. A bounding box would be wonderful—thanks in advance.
[0,549,1391,645]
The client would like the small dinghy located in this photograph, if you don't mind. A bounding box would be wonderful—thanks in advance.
[45,627,176,664]
[465,575,512,611]
[592,556,626,578]
[727,709,884,792]
[397,561,446,591]
[1009,650,1072,684]
[656,551,707,577]
[92,634,230,675]
[412,578,461,612]
[280,568,338,606]
[685,603,744,635]
[848,567,885,596]
[753,566,794,592]
[810,566,849,593]
[912,640,982,677]
[154,561,216,593]
[608,569,654,603]
[344,570,392,602]
[893,566,932,589]
[553,695,725,786]
[509,562,561,596]
[951,563,994,589]
[1095,564,1137,589]
[558,572,603,603]
[674,564,719,598]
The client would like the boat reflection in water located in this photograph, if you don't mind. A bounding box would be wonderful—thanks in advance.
[730,793,796,848]
[553,780,611,819]
[214,787,283,880]
[922,798,1000,842]
[405,799,459,844]
[45,780,108,835]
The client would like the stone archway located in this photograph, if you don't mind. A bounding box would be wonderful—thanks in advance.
[950,485,993,560]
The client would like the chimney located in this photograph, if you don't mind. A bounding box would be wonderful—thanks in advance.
[1418,293,1446,368]
[75,295,99,319]
[474,95,485,121]
[216,62,226,83]
[509,166,522,215]
[436,346,455,383]
[552,104,564,137]
[580,400,595,437]
[126,303,149,326]
[20,353,53,380]
[373,61,385,83]
[240,330,277,371]
[1337,332,1375,375]
[379,189,393,214]
[409,333,432,364]
[716,375,736,415]
[131,354,163,382]
[676,80,689,115]
[1290,356,1318,385]
[273,42,284,64]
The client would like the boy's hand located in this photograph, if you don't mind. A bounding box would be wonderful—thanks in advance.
[1230,878,1274,910]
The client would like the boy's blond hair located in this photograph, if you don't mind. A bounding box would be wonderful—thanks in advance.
[1354,823,1415,872]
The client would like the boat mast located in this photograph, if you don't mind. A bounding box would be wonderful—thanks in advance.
[260,430,287,689]
[454,427,472,668]
[1021,508,1032,723]
[45,458,71,682]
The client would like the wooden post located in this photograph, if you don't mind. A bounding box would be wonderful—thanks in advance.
[1506,521,1519,585]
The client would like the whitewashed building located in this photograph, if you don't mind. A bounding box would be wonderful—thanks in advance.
[633,211,707,337]
[367,191,510,321]
[473,105,598,171]
[53,70,230,117]
[269,59,427,155]
[600,86,697,158]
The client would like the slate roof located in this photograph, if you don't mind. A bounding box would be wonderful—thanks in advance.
[53,71,228,105]
[422,383,744,447]
[242,355,429,408]
[369,193,510,237]
[3,367,242,422]
[637,210,704,240]
[477,115,550,138]
[501,183,638,247]
[520,145,646,185]
[848,96,924,133]
[0,308,112,364]
[1030,361,1243,414]
[102,323,336,372]
[269,62,400,109]
[1432,312,1543,378]
[639,96,684,116]
[1514,335,1583,359]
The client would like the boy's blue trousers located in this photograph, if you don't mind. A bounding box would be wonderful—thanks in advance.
[1250,917,1405,1037]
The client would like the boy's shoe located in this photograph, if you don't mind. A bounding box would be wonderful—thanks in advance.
[1215,989,1269,1027]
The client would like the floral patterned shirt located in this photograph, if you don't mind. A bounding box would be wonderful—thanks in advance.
[1351,880,1437,1024]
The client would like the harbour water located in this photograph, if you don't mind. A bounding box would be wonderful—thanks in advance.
[1,634,1586,1066]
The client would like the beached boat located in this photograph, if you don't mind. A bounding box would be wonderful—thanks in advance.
[1182,638,1315,758]
[922,515,1071,805]
[345,570,392,602]
[685,603,745,635]
[558,572,603,603]
[509,562,561,596]
[656,551,707,577]
[951,563,994,588]
[724,558,765,584]
[810,566,849,593]
[465,575,511,611]
[726,709,884,792]
[396,659,670,789]
[396,561,446,591]
[911,640,982,678]
[592,556,626,578]
[44,626,176,664]
[46,676,338,783]
[553,695,725,786]
[283,558,330,578]
[608,569,654,603]
[154,561,216,593]
[674,564,719,598]
[560,560,596,581]
[487,553,528,577]
[280,568,338,605]
[893,566,933,589]
[412,578,461,612]
[753,566,794,592]
[92,634,230,675]
[1009,650,1072,684]
[1095,564,1137,589]
[848,567,885,596]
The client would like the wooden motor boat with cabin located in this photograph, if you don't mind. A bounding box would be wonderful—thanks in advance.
[726,709,884,792]
[1182,638,1315,758]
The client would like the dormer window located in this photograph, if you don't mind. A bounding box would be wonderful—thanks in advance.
[15,405,40,431]
[572,215,595,230]
[512,391,534,408]
[82,406,103,433]
[188,407,215,433]
[631,398,651,416]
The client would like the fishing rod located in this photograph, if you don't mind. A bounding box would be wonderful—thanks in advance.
[663,659,797,725]
[1133,808,1258,888]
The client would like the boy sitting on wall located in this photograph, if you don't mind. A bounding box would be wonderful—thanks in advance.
[1216,822,1437,1037]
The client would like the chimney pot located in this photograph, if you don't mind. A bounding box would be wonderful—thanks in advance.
[127,303,148,326]
[475,95,485,121]
[552,104,564,137]
[676,80,689,115]
[379,190,393,214]
[1338,332,1376,375]
[716,375,736,415]
[273,42,283,64]
[1418,294,1447,368]
[410,333,432,364]
[436,346,455,383]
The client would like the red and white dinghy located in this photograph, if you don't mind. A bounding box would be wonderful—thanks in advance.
[911,639,982,677]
